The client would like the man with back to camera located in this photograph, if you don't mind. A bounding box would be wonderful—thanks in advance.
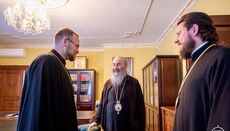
[173,12,230,131]
[17,27,80,131]
[88,56,145,131]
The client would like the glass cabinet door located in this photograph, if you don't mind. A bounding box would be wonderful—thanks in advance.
[153,61,159,108]
[79,72,92,102]
[143,69,147,103]
[149,64,154,106]
[70,72,78,103]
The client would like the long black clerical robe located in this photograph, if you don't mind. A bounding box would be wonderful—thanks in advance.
[92,75,145,131]
[17,49,77,131]
[173,42,230,131]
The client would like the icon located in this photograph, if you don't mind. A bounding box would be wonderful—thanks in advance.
[212,125,224,131]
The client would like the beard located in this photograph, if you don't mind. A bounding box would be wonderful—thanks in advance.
[111,69,127,86]
[68,53,75,61]
[66,45,76,61]
[179,34,196,59]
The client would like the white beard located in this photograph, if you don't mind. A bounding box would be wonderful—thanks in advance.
[111,69,127,86]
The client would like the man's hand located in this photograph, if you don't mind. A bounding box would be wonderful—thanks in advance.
[88,122,98,129]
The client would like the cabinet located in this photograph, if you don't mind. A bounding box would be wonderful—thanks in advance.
[69,69,95,111]
[210,15,230,47]
[0,66,28,111]
[142,55,181,131]
[161,106,175,131]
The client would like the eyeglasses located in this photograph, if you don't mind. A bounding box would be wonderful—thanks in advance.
[66,38,79,48]
[66,38,76,45]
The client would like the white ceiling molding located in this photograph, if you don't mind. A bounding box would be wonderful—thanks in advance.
[0,43,105,51]
[0,43,155,53]
[103,43,155,48]
[122,31,141,38]
[0,33,20,39]
[122,0,153,38]
[79,47,104,52]
[154,0,199,46]
[0,33,53,40]
[0,43,53,49]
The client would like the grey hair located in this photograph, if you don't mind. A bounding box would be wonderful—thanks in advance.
[113,56,127,66]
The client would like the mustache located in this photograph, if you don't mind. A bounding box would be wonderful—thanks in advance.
[113,68,120,72]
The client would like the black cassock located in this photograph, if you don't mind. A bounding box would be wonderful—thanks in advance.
[105,80,131,131]
[92,75,145,131]
[17,49,77,131]
[173,42,230,131]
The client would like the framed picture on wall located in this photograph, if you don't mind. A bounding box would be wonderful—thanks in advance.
[113,57,133,76]
[126,57,133,76]
[74,56,86,69]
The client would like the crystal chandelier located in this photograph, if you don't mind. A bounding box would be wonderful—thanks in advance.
[4,0,51,35]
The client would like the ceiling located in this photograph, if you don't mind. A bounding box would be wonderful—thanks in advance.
[0,0,197,51]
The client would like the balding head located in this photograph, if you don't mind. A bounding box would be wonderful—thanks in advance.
[53,27,80,61]
[54,27,79,46]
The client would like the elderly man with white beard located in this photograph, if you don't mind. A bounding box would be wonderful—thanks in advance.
[88,56,145,131]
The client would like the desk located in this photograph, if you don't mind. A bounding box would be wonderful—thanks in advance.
[0,112,18,131]
[0,111,96,131]
[77,111,96,125]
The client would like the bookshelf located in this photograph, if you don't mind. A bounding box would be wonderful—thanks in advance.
[69,69,95,111]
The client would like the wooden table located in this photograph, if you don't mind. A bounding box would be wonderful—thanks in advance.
[0,112,18,131]
[77,111,96,125]
[0,111,96,131]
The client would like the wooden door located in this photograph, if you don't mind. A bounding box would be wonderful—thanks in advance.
[0,70,4,111]
[0,66,28,111]
[0,70,24,111]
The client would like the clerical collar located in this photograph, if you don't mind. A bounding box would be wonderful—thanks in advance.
[191,41,210,62]
[51,49,66,66]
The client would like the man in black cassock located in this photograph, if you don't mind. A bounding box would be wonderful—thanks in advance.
[173,12,230,131]
[17,27,80,131]
[88,56,145,131]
